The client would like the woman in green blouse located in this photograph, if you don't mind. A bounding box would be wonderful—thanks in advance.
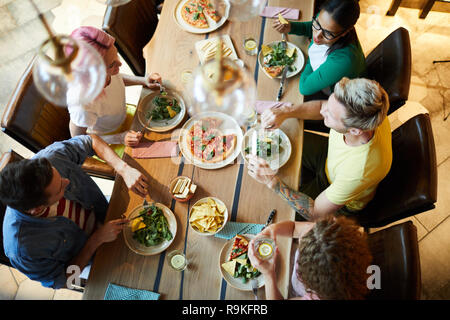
[274,0,365,101]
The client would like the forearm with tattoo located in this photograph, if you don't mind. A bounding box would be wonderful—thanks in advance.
[271,178,315,221]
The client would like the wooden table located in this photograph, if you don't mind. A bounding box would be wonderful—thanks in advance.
[83,0,312,300]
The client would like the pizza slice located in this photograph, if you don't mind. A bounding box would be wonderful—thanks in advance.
[182,0,209,29]
[198,0,221,22]
[228,234,250,261]
[264,65,284,78]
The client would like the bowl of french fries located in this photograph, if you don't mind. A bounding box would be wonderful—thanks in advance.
[189,197,228,236]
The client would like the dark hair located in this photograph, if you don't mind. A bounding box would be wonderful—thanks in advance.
[320,0,360,55]
[297,216,372,299]
[0,158,53,212]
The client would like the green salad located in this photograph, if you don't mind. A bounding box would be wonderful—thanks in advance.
[233,253,261,284]
[146,93,181,121]
[132,204,173,247]
[245,134,283,158]
[262,42,297,72]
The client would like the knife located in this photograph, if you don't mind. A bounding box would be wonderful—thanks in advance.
[262,209,277,230]
[276,33,288,102]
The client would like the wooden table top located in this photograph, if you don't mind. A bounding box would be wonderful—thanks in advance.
[83,0,312,300]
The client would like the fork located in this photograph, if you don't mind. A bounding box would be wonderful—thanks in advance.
[250,279,258,300]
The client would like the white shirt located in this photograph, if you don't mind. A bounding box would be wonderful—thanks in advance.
[308,43,332,95]
[68,74,126,135]
[308,42,329,71]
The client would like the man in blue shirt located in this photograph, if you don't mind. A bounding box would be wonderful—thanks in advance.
[0,134,149,288]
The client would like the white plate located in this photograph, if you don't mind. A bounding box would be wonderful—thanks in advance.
[123,203,177,256]
[174,0,229,34]
[195,35,238,64]
[219,234,264,291]
[241,127,292,171]
[258,41,305,79]
[178,111,243,170]
[137,90,186,132]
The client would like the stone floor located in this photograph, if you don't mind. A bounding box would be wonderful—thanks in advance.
[0,0,449,300]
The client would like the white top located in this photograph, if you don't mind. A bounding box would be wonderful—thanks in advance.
[308,43,329,71]
[308,43,332,95]
[68,74,126,135]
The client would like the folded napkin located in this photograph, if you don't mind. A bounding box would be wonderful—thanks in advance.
[255,100,290,114]
[104,283,160,300]
[260,6,300,20]
[131,141,179,159]
[215,221,264,240]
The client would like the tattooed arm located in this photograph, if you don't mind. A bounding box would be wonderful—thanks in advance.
[246,155,341,220]
[269,177,316,220]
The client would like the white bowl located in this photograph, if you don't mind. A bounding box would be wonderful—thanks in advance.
[188,197,229,236]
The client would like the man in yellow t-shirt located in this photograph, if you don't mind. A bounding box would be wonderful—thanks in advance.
[245,77,392,220]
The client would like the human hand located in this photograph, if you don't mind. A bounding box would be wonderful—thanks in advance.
[92,218,129,244]
[261,102,292,129]
[124,130,143,147]
[144,72,162,89]
[273,20,291,34]
[248,239,279,276]
[120,165,149,198]
[246,155,278,188]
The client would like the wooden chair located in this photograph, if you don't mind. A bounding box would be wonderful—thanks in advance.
[0,150,24,267]
[367,221,421,299]
[1,57,116,180]
[350,113,437,228]
[102,0,159,76]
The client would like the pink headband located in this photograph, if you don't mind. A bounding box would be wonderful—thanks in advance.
[70,26,115,57]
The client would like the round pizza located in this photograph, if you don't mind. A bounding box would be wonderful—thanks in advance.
[181,0,221,29]
[185,117,237,163]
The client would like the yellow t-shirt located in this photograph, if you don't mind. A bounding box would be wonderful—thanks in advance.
[324,118,392,211]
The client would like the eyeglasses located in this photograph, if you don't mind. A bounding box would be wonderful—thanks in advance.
[312,17,345,40]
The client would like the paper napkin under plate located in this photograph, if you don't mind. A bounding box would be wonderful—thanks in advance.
[215,221,264,240]
[104,283,160,300]
[131,141,179,159]
[260,6,300,20]
[255,100,290,114]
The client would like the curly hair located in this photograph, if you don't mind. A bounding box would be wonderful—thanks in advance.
[296,216,372,299]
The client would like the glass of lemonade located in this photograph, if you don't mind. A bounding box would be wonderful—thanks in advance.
[254,237,276,260]
[167,250,187,271]
[244,37,258,56]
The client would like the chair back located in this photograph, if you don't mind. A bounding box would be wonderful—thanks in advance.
[1,57,71,152]
[1,58,115,180]
[0,150,24,267]
[355,113,437,228]
[367,221,421,299]
[102,0,159,76]
[365,27,412,114]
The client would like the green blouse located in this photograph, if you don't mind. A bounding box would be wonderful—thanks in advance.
[289,21,366,96]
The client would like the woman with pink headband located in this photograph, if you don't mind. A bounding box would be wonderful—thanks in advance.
[67,26,162,155]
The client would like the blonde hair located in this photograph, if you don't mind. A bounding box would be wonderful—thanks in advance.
[334,77,389,131]
[297,216,372,300]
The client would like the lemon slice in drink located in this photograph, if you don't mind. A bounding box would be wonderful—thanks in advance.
[171,254,186,269]
[258,243,273,257]
[244,39,257,51]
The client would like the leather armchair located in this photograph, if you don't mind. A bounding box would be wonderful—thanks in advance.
[366,27,412,115]
[367,221,421,299]
[1,57,116,180]
[102,0,159,76]
[0,150,24,267]
[351,113,437,228]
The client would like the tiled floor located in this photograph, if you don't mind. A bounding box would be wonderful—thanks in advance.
[0,0,449,299]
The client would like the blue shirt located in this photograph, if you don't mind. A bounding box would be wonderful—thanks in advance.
[2,135,108,289]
